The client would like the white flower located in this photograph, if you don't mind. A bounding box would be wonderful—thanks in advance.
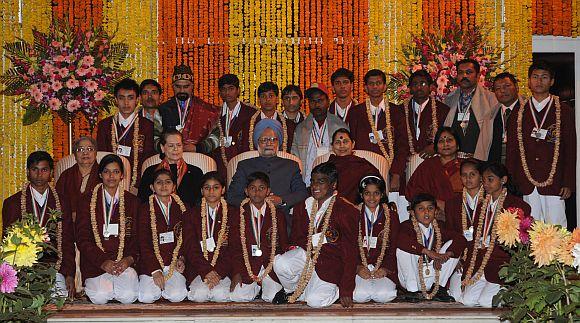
[573,243,580,273]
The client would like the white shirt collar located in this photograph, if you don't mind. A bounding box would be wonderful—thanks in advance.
[222,101,241,118]
[370,99,386,116]
[465,190,479,209]
[208,205,218,221]
[30,186,48,206]
[335,101,352,118]
[305,193,336,227]
[531,95,551,112]
[364,205,380,223]
[250,202,268,218]
[418,222,433,233]
[283,111,302,123]
[117,112,136,128]
[260,110,278,120]
[104,188,119,205]
[413,98,429,115]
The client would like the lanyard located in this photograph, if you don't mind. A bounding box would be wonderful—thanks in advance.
[483,197,500,240]
[462,190,480,226]
[30,187,48,225]
[364,206,381,247]
[311,120,327,148]
[102,188,119,233]
[114,114,137,143]
[458,91,474,114]
[154,195,172,226]
[224,102,239,137]
[411,99,426,140]
[250,206,264,249]
[422,226,434,250]
[206,204,218,238]
[373,104,383,129]
[177,98,190,127]
[529,96,552,130]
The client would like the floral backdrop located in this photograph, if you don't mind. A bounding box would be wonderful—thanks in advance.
[0,0,578,214]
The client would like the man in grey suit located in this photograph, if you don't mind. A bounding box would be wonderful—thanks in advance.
[227,118,308,217]
[444,58,499,161]
[291,83,348,186]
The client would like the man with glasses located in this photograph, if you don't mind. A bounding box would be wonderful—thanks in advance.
[227,119,308,219]
[443,59,498,160]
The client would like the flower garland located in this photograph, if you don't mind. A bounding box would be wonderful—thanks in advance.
[403,96,438,155]
[516,96,561,187]
[248,110,288,151]
[149,194,186,280]
[89,183,126,262]
[460,187,484,260]
[200,197,229,267]
[20,183,63,271]
[217,119,230,168]
[357,203,391,276]
[111,115,140,189]
[410,215,442,300]
[239,198,278,283]
[288,195,337,303]
[365,96,394,165]
[462,188,506,288]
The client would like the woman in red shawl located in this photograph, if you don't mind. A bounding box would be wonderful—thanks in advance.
[406,127,463,215]
[328,128,380,203]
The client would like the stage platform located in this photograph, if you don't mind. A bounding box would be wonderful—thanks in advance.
[48,300,504,322]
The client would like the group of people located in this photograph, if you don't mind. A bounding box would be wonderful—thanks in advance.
[1,58,575,309]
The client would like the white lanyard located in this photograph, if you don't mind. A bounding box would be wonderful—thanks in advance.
[177,98,190,127]
[250,205,264,250]
[113,114,137,143]
[102,188,119,234]
[154,195,172,226]
[529,97,552,130]
[206,204,218,238]
[364,206,380,247]
[311,120,327,148]
[30,187,48,225]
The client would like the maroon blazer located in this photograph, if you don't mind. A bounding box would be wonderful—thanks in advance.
[328,154,380,204]
[75,188,139,280]
[396,219,467,259]
[329,100,357,123]
[211,103,256,177]
[138,199,187,275]
[96,115,155,186]
[230,203,288,284]
[463,194,531,284]
[357,204,400,283]
[444,192,482,236]
[183,203,235,283]
[506,100,576,196]
[240,111,297,153]
[289,196,359,298]
[2,188,76,277]
[346,102,408,178]
[56,163,100,222]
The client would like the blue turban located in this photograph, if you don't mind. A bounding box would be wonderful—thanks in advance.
[253,118,283,149]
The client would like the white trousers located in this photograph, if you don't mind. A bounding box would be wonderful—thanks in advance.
[396,240,458,292]
[84,267,139,304]
[524,188,567,227]
[273,247,339,308]
[53,273,67,298]
[448,270,463,302]
[353,274,397,303]
[229,266,282,302]
[188,275,231,302]
[138,266,187,303]
[389,192,409,222]
[458,274,500,308]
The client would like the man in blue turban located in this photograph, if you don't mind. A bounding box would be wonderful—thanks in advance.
[252,119,284,152]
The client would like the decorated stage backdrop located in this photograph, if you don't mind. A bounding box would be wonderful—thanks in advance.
[0,0,578,212]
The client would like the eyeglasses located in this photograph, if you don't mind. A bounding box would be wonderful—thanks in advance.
[75,146,95,153]
[258,137,279,144]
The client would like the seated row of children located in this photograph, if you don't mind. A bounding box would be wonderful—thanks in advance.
[78,155,530,308]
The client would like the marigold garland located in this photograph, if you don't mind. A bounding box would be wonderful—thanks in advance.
[200,197,229,267]
[239,198,278,283]
[217,119,230,168]
[357,203,391,276]
[111,115,140,189]
[89,183,126,262]
[365,97,394,166]
[410,215,442,300]
[460,187,484,260]
[149,194,186,280]
[517,96,561,188]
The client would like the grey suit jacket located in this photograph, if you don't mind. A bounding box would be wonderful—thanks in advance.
[226,156,308,213]
[444,84,499,160]
[291,113,349,166]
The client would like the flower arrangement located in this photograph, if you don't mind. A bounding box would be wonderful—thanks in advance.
[0,19,133,129]
[494,208,579,322]
[0,211,65,322]
[386,24,504,103]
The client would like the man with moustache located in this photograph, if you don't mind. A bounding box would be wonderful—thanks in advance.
[329,68,357,123]
[158,64,220,152]
[291,83,348,185]
[139,79,164,151]
[444,59,498,160]
[488,73,522,164]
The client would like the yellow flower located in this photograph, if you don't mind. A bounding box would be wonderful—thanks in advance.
[529,221,564,267]
[2,240,41,267]
[496,209,520,247]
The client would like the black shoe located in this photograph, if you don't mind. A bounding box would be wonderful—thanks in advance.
[433,287,455,302]
[272,289,290,304]
[405,291,424,303]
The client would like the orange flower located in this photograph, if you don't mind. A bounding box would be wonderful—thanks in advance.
[529,221,563,267]
[496,208,520,248]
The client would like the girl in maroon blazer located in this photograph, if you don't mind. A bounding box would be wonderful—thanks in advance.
[137,169,188,303]
[76,154,139,304]
[184,171,235,302]
[456,162,531,308]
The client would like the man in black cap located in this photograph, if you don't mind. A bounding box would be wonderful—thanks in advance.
[158,64,220,152]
